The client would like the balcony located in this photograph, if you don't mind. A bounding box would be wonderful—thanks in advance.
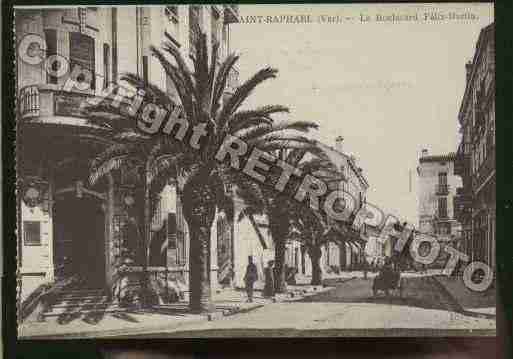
[474,108,485,131]
[436,212,449,221]
[473,149,495,193]
[453,188,473,223]
[19,85,40,119]
[223,5,239,24]
[435,184,450,195]
[454,141,471,177]
[17,84,116,129]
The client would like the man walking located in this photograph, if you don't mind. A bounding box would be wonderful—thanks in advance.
[244,256,258,303]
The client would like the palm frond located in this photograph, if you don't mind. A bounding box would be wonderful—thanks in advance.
[120,72,177,111]
[240,120,318,143]
[212,52,240,117]
[150,45,195,123]
[217,67,278,129]
[226,105,288,131]
[89,155,129,185]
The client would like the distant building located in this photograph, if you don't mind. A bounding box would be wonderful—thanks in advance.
[291,136,370,276]
[417,150,463,266]
[454,23,495,268]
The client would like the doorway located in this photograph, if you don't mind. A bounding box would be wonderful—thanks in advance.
[54,194,106,289]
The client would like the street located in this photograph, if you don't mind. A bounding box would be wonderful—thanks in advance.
[134,277,495,338]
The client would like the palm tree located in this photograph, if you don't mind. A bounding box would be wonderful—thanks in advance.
[237,147,342,292]
[85,32,318,312]
[289,205,352,285]
[86,118,185,306]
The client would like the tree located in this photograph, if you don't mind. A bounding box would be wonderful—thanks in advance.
[85,32,318,312]
[238,147,342,292]
[86,118,184,307]
[289,209,329,285]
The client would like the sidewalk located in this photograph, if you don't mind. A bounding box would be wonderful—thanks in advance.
[18,277,340,339]
[432,275,496,318]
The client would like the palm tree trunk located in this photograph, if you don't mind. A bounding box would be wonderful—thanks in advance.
[140,159,152,307]
[308,246,323,285]
[182,180,216,313]
[271,219,289,294]
[188,225,213,312]
[274,238,287,293]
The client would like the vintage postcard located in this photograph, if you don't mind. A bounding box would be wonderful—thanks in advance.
[15,3,495,339]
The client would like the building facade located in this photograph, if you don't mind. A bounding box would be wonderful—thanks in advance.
[294,136,370,277]
[417,150,463,267]
[454,23,495,269]
[16,5,240,304]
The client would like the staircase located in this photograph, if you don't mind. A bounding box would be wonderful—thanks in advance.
[38,288,120,323]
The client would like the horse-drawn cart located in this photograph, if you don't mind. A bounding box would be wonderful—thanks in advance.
[372,269,403,298]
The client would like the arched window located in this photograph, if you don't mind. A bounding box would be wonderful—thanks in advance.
[69,32,96,90]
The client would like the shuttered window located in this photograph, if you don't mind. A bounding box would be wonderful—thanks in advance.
[24,221,41,246]
[103,43,110,89]
[44,29,57,84]
[69,32,96,90]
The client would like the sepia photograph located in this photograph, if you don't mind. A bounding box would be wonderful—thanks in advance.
[15,3,495,339]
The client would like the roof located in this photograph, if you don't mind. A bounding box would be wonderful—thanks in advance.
[419,152,457,163]
[316,141,370,189]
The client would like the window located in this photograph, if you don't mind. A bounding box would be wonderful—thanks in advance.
[142,55,148,84]
[44,29,57,84]
[438,172,448,193]
[211,7,222,50]
[149,229,166,267]
[438,223,451,235]
[438,197,448,219]
[103,43,110,89]
[167,213,177,250]
[24,221,41,246]
[165,6,180,45]
[489,108,495,149]
[438,172,447,186]
[166,213,187,266]
[165,5,178,18]
[69,32,96,90]
[221,23,228,58]
[111,8,118,83]
[189,6,201,58]
[177,228,186,266]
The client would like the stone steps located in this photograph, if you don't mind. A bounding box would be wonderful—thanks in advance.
[40,288,117,318]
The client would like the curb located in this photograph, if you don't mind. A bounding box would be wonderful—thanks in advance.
[19,277,357,339]
[430,276,495,320]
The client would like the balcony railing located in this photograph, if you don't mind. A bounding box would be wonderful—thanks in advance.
[453,190,473,222]
[18,85,40,118]
[17,84,117,125]
[435,184,450,195]
[457,141,472,156]
[454,141,472,177]
[473,149,495,192]
[436,212,449,220]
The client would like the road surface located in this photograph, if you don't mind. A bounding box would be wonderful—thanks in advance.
[137,277,495,338]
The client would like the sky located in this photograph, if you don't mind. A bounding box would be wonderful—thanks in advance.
[231,3,494,224]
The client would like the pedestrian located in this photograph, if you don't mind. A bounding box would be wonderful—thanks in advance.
[263,260,275,298]
[243,256,258,303]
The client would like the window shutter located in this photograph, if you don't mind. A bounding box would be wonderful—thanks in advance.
[24,221,41,246]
